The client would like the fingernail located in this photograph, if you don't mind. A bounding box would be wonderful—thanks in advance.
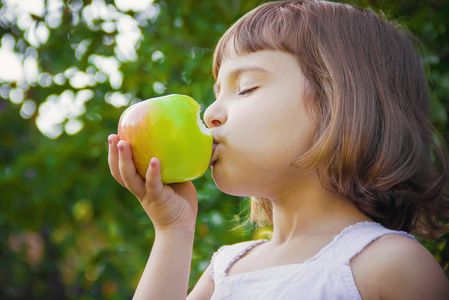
[117,144,123,151]
[108,137,112,145]
[150,161,156,168]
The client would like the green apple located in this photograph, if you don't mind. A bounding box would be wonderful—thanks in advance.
[117,94,213,184]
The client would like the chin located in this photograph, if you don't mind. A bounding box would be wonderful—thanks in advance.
[211,168,259,197]
[212,173,238,196]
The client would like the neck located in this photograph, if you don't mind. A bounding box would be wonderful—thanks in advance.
[268,172,370,245]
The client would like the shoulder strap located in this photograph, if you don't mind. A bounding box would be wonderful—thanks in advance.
[210,240,267,283]
[312,222,416,265]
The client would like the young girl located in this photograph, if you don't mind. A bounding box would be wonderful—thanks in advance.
[108,0,449,299]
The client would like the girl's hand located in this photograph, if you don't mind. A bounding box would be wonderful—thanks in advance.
[107,134,198,232]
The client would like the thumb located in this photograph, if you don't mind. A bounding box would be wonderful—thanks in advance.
[145,157,165,200]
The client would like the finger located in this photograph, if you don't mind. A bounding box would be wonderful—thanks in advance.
[145,157,165,201]
[117,140,146,198]
[108,134,125,187]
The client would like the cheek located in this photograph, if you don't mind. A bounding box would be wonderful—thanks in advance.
[227,101,308,162]
[228,102,275,140]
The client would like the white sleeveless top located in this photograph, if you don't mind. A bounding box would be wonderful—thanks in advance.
[209,222,416,300]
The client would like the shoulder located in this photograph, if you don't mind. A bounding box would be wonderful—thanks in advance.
[210,239,267,277]
[188,240,266,300]
[351,233,449,300]
[212,240,267,262]
[188,266,214,300]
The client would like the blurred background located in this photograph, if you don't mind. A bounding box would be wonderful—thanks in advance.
[0,0,448,299]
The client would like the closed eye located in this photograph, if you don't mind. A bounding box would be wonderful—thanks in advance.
[238,87,258,96]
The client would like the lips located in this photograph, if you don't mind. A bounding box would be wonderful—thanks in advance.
[209,140,219,167]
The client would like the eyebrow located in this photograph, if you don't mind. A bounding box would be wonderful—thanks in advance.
[213,65,272,97]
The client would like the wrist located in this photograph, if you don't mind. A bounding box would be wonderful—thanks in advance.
[152,226,196,257]
[154,224,196,238]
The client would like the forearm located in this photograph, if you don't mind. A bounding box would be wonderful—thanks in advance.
[133,227,195,300]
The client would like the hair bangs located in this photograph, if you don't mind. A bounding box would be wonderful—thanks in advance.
[212,1,307,79]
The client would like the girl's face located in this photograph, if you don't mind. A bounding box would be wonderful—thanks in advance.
[204,50,316,199]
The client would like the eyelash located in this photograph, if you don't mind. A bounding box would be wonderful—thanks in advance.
[238,87,258,96]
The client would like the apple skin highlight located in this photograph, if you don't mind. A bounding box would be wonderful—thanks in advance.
[118,94,213,184]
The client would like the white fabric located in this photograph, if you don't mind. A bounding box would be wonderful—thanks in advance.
[209,221,416,300]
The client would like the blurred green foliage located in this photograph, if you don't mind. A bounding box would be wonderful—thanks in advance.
[0,0,448,298]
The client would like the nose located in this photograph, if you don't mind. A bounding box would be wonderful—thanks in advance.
[204,99,227,128]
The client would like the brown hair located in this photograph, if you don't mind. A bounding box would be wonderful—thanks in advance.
[212,0,449,238]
